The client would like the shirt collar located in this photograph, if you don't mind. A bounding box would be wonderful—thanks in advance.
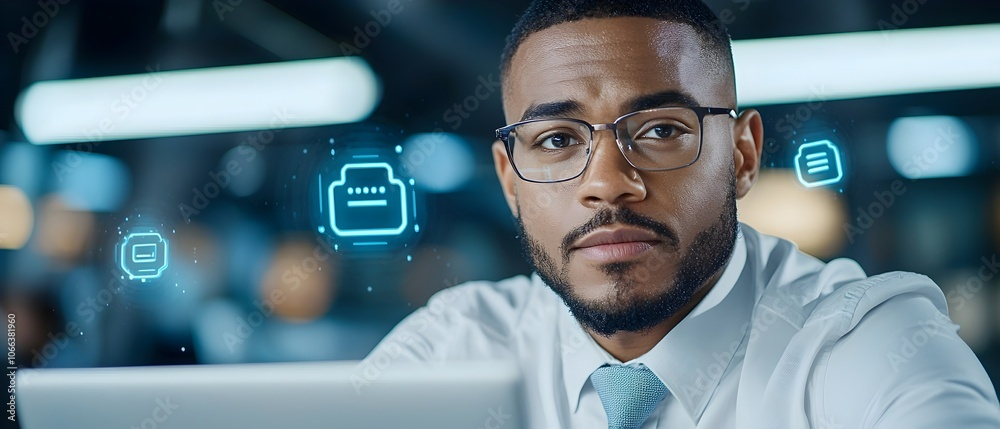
[558,226,751,422]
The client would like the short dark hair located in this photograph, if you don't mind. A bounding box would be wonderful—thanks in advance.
[500,0,734,83]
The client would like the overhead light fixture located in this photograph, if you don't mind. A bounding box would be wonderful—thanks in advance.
[733,24,1000,106]
[16,57,381,145]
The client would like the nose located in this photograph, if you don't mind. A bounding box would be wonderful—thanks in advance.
[574,128,647,208]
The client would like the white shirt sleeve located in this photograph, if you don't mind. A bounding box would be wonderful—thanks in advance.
[364,278,531,364]
[822,293,1000,428]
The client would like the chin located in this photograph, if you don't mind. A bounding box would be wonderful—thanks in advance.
[575,271,675,305]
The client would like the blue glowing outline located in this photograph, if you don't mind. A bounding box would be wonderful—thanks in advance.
[131,243,157,262]
[119,232,169,280]
[794,140,843,188]
[328,162,409,237]
[347,199,388,207]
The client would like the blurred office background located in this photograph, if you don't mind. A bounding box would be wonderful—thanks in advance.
[1,0,999,390]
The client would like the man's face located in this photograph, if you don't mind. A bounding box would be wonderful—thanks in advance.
[494,17,761,336]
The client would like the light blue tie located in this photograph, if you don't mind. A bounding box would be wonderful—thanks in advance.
[589,364,668,429]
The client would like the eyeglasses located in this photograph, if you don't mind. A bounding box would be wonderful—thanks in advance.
[495,106,737,183]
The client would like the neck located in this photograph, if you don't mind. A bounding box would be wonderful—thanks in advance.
[587,270,724,362]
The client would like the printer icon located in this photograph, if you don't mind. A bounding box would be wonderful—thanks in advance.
[328,162,409,237]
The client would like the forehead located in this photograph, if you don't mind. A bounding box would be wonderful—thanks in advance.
[504,17,727,121]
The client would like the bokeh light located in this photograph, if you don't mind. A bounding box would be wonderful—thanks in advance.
[737,170,848,258]
[887,115,977,180]
[401,133,475,193]
[0,185,33,249]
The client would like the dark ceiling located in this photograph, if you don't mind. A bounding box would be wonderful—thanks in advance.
[1,0,998,143]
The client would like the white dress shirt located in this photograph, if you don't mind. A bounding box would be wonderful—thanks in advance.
[365,224,1000,428]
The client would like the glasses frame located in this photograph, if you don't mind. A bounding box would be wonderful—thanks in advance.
[496,106,737,183]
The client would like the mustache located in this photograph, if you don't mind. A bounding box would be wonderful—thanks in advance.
[560,207,680,259]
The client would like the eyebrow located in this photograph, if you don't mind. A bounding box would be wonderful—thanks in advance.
[519,100,584,122]
[625,90,701,112]
[517,90,701,123]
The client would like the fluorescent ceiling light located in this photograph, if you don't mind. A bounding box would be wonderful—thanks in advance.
[733,24,1000,106]
[16,57,380,145]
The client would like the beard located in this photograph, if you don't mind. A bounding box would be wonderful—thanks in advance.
[515,172,739,337]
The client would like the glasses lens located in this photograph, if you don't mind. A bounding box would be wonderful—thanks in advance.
[618,108,702,170]
[508,120,591,182]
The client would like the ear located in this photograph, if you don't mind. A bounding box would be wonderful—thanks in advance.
[732,109,764,199]
[492,140,519,215]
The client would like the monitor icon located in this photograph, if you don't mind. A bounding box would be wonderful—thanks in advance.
[794,140,844,188]
[131,243,158,263]
[328,162,408,237]
[119,232,169,280]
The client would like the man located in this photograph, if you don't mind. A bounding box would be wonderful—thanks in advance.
[365,0,1000,427]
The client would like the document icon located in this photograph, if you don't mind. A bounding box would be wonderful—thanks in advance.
[328,162,409,237]
[119,232,169,280]
[794,140,843,188]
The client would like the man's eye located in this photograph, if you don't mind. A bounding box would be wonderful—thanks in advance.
[638,125,681,140]
[537,133,581,149]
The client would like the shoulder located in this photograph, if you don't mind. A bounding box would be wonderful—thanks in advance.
[739,227,999,426]
[741,225,953,327]
[818,273,1000,427]
[366,274,549,362]
[749,228,957,351]
[422,274,546,328]
[741,224,870,328]
[810,271,948,328]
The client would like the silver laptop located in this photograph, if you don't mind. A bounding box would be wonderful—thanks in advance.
[16,360,523,429]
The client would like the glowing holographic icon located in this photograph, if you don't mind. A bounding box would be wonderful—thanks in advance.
[119,232,169,280]
[131,243,158,263]
[328,162,408,237]
[794,140,844,188]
